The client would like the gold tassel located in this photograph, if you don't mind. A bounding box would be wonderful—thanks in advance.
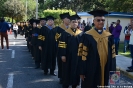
[38,35,42,40]
[112,44,116,58]
[82,56,86,61]
[55,33,61,41]
[41,36,45,41]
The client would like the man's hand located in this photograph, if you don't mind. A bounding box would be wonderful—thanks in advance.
[39,46,42,51]
[80,75,85,81]
[61,56,66,62]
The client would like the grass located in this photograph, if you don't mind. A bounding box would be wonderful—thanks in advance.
[118,43,131,58]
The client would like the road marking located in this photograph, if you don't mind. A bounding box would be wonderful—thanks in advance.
[10,45,27,46]
[11,50,15,58]
[13,42,16,45]
[6,73,14,88]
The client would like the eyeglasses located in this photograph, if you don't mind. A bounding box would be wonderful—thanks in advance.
[95,19,105,22]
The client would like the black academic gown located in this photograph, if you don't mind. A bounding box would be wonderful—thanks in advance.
[78,29,116,88]
[50,24,68,78]
[18,25,21,34]
[59,28,83,86]
[38,26,51,71]
[20,26,24,35]
[25,25,31,51]
[47,27,59,72]
[28,27,34,57]
[31,27,41,66]
[84,25,91,32]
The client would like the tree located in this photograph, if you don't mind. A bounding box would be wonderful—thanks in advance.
[106,0,133,12]
[39,0,133,12]
[2,0,25,22]
[21,0,36,20]
[0,0,7,17]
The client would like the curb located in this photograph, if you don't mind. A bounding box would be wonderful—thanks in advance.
[116,66,133,80]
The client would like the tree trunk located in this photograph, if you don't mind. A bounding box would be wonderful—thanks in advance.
[12,17,13,23]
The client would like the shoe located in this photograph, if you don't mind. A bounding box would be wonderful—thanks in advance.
[126,69,133,72]
[50,73,57,76]
[127,66,133,69]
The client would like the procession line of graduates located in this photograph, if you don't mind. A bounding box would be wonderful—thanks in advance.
[24,9,116,88]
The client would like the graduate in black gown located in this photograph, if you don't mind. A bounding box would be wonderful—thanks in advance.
[58,14,83,88]
[78,10,116,88]
[25,20,32,52]
[38,16,56,76]
[49,12,70,83]
[28,19,34,59]
[33,18,47,69]
[30,19,41,69]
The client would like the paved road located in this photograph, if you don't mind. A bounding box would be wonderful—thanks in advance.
[0,34,133,88]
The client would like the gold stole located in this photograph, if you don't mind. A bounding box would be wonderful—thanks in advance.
[86,28,111,86]
[59,23,68,31]
[55,24,69,41]
[66,28,82,36]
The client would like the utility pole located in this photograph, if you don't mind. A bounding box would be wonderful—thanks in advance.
[26,0,27,21]
[36,0,38,19]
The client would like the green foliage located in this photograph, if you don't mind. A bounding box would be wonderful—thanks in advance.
[42,9,75,25]
[40,0,133,12]
[21,0,36,20]
[1,0,133,23]
[106,0,133,12]
[1,0,25,22]
[0,0,7,17]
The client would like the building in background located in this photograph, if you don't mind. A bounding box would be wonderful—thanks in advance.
[77,12,133,42]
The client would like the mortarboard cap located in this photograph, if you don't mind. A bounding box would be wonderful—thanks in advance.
[30,19,40,25]
[39,18,47,21]
[69,14,81,21]
[60,12,70,19]
[88,10,109,17]
[46,16,55,21]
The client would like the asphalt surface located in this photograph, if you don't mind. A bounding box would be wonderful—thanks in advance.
[0,34,133,88]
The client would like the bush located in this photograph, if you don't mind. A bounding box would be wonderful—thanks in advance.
[42,9,75,25]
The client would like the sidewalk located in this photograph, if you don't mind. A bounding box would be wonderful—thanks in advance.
[116,55,133,79]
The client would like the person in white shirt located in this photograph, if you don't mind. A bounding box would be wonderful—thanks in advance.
[123,25,132,53]
[126,30,133,72]
[13,23,18,39]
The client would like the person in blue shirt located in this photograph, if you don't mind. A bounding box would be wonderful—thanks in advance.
[0,17,10,49]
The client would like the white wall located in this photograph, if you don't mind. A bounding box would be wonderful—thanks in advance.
[80,16,93,24]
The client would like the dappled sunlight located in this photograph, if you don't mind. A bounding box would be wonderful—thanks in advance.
[12,71,25,75]
[30,78,54,83]
[0,61,7,63]
[0,85,3,88]
[22,67,34,69]
[119,52,131,58]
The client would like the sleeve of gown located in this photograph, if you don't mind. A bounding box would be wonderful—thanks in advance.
[78,34,89,75]
[48,29,57,58]
[28,30,32,42]
[38,27,43,46]
[110,35,116,71]
[58,32,67,56]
